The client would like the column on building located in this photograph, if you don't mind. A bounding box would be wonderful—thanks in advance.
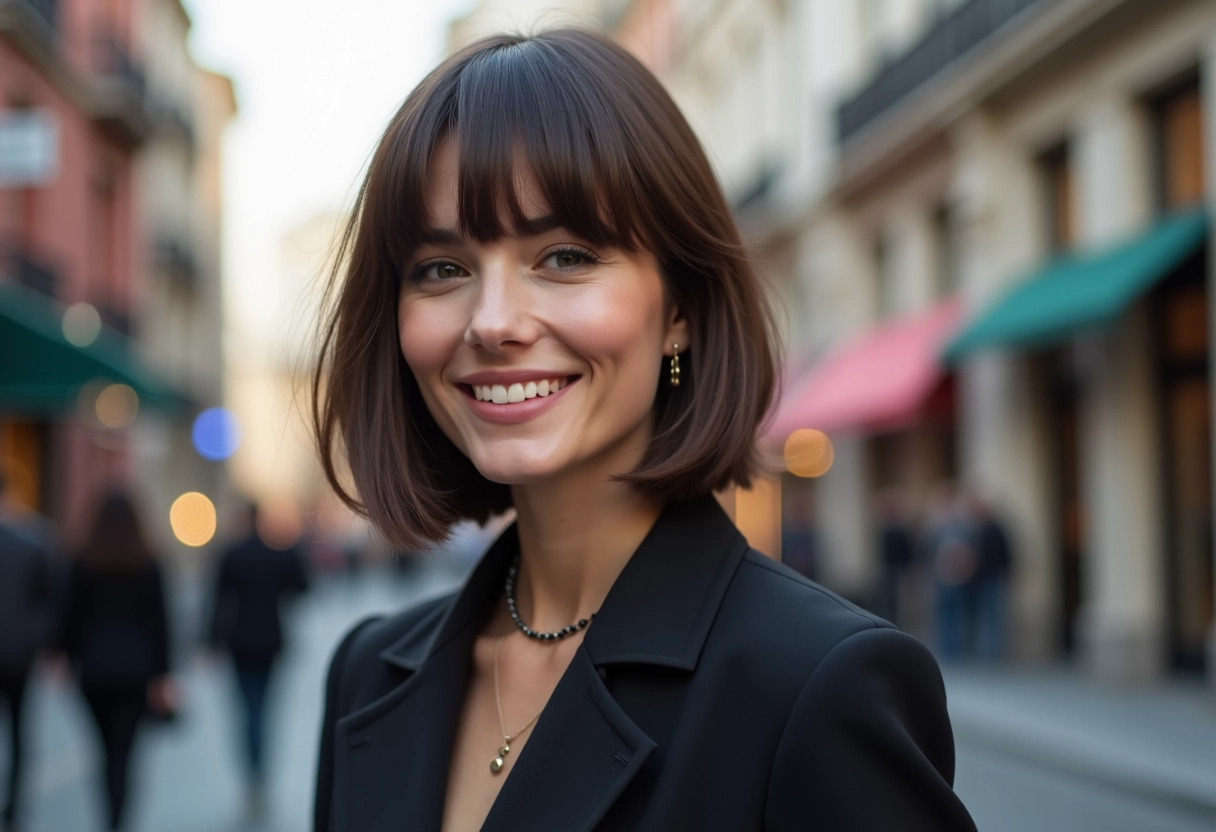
[952,110,1056,662]
[1072,92,1165,681]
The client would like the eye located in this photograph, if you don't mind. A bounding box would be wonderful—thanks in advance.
[410,260,469,282]
[540,246,599,272]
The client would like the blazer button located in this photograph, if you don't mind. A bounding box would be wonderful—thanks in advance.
[597,667,609,682]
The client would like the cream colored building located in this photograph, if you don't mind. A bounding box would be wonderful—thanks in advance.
[132,0,237,558]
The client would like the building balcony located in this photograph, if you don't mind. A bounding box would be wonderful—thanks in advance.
[88,31,149,147]
[148,95,196,153]
[152,233,198,288]
[0,0,60,68]
[0,241,59,298]
[836,0,1054,144]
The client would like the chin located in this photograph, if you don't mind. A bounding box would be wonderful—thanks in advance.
[469,454,563,486]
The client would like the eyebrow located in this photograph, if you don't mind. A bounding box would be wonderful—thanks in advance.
[416,214,564,245]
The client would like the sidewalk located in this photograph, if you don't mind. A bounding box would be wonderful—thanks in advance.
[943,665,1216,819]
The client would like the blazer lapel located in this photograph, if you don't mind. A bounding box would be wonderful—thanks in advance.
[333,633,471,831]
[481,648,656,832]
[332,527,521,832]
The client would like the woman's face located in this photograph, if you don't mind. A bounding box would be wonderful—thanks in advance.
[398,140,688,487]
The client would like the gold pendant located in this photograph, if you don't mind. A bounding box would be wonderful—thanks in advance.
[490,742,510,775]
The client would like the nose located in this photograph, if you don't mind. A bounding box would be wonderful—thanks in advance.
[463,259,540,353]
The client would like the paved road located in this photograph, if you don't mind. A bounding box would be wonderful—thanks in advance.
[11,560,1213,831]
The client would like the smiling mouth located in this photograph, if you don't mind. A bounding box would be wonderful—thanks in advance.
[462,376,579,404]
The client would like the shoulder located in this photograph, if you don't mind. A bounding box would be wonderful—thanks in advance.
[718,549,894,659]
[706,548,946,708]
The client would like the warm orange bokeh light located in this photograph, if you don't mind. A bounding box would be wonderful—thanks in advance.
[783,429,835,478]
[170,492,218,547]
[95,384,139,428]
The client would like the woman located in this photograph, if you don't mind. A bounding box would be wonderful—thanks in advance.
[58,491,176,832]
[312,29,976,832]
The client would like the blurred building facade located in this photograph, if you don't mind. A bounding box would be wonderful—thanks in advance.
[0,0,235,553]
[449,0,1216,686]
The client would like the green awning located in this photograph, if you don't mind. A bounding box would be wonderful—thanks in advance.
[944,208,1209,362]
[0,284,186,414]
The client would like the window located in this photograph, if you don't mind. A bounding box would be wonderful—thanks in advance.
[1153,76,1205,212]
[1040,142,1076,254]
[874,230,897,318]
[933,202,961,298]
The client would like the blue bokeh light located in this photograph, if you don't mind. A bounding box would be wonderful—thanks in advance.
[192,407,242,461]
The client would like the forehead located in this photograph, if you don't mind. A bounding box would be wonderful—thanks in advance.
[424,138,551,232]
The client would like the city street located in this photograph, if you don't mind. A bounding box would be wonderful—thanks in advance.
[11,559,1216,832]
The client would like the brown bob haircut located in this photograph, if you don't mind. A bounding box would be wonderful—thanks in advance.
[312,28,779,549]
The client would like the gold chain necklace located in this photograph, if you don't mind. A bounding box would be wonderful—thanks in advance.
[489,636,546,775]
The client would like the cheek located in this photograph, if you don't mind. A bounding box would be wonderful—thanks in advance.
[397,297,452,380]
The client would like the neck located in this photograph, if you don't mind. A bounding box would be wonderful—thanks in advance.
[508,464,664,634]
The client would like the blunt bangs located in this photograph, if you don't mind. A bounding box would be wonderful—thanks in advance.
[376,34,658,276]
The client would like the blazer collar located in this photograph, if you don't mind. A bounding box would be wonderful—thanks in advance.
[379,494,748,673]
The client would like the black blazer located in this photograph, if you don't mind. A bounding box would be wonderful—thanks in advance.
[315,496,976,831]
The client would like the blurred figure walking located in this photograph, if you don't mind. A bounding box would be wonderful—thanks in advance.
[923,484,980,661]
[874,490,914,627]
[967,492,1014,660]
[0,473,55,832]
[57,491,177,832]
[207,502,309,820]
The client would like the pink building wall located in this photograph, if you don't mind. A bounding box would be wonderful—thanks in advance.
[1,0,143,540]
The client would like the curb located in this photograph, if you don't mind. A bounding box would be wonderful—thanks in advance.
[950,703,1216,820]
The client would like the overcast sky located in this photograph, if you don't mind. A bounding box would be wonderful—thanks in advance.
[182,0,473,344]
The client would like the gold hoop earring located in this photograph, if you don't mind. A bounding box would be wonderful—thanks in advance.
[670,343,681,388]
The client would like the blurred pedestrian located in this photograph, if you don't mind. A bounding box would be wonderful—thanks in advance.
[923,484,980,661]
[780,488,819,581]
[874,490,914,627]
[0,472,55,832]
[966,491,1013,660]
[208,502,310,820]
[57,491,177,832]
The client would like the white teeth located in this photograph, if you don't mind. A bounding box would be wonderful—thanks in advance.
[471,377,569,404]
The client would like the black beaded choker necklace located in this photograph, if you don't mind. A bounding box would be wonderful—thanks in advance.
[504,556,597,641]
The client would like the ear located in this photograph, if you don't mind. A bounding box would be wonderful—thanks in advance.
[663,305,690,356]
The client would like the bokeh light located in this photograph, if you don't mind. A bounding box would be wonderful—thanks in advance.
[62,302,102,347]
[170,492,217,547]
[94,384,139,428]
[783,429,835,478]
[192,407,242,461]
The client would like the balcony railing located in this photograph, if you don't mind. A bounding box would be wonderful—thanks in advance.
[152,233,198,285]
[837,0,1054,144]
[1,242,59,298]
[94,33,146,100]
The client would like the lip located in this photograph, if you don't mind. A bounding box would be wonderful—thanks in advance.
[460,376,579,425]
[457,369,579,386]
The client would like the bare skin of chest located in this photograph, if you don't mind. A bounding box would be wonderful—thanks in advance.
[440,619,584,832]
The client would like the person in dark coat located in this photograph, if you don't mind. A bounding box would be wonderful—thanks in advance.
[967,491,1014,660]
[875,490,915,627]
[208,502,309,817]
[0,472,54,832]
[309,28,975,831]
[57,491,176,832]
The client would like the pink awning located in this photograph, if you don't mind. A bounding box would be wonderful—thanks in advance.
[769,297,964,439]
